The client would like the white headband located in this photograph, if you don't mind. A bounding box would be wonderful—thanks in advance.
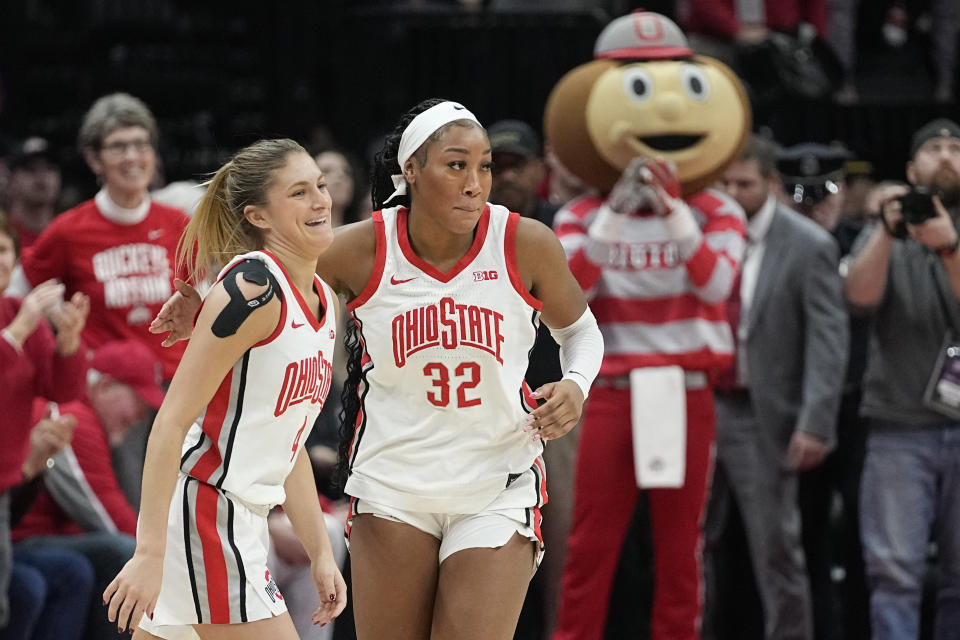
[385,101,481,203]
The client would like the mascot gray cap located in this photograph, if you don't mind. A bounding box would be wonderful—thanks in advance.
[594,10,693,60]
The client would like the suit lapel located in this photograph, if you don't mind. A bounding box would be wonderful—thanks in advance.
[746,206,793,333]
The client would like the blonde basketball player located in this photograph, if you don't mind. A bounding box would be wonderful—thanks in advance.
[150,100,604,640]
[104,139,346,640]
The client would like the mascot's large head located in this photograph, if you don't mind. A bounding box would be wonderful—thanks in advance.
[545,10,751,197]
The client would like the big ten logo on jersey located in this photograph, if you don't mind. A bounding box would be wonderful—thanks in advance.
[391,296,505,368]
[473,269,499,282]
[604,240,680,270]
[93,244,173,308]
[274,350,333,417]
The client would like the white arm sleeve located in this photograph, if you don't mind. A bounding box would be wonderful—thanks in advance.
[548,306,604,400]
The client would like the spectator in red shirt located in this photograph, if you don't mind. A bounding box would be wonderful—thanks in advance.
[0,212,94,640]
[6,92,190,383]
[13,339,165,640]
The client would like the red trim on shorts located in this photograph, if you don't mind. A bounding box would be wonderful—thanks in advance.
[396,206,490,283]
[348,211,387,310]
[504,212,544,311]
[194,483,231,623]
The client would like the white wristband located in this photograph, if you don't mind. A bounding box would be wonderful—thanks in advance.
[588,204,629,244]
[662,199,702,258]
[548,306,604,400]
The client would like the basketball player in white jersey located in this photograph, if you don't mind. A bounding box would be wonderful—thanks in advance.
[150,100,604,640]
[104,139,346,639]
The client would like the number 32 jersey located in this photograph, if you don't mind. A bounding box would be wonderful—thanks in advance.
[180,250,336,507]
[345,204,544,514]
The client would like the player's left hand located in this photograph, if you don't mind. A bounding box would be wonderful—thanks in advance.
[525,379,584,442]
[310,554,347,627]
[785,431,829,472]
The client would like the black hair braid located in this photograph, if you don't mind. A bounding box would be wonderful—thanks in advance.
[335,314,365,488]
[370,97,448,211]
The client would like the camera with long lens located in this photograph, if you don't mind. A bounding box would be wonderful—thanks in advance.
[889,187,938,238]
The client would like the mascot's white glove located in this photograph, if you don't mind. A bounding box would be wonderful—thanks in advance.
[588,157,658,243]
[639,157,703,258]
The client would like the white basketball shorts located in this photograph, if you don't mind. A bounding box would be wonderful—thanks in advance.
[138,472,286,639]
[346,457,547,566]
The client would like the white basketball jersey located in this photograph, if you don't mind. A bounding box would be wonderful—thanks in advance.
[180,250,336,507]
[344,204,544,513]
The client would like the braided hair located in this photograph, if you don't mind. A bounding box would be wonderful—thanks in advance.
[336,98,484,487]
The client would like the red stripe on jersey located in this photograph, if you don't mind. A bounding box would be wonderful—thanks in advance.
[397,206,490,283]
[262,250,324,331]
[702,215,745,235]
[188,370,234,482]
[565,196,605,218]
[195,483,230,623]
[553,221,587,239]
[688,190,733,216]
[590,294,728,325]
[567,250,603,291]
[685,241,720,288]
[600,349,734,377]
[348,212,387,310]
[504,212,543,311]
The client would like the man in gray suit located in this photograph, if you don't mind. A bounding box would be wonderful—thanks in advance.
[703,135,850,640]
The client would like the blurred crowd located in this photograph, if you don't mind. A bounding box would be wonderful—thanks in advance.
[1,3,960,640]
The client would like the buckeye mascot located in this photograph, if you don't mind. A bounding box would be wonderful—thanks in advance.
[546,11,751,640]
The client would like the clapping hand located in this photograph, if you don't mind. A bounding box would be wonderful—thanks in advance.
[49,291,90,356]
[22,405,77,480]
[607,157,659,214]
[634,157,683,216]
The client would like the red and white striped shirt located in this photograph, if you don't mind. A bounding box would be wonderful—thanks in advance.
[554,189,746,376]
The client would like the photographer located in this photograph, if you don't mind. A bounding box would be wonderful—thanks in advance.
[843,118,960,638]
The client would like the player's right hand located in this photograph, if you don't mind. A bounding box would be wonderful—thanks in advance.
[150,279,201,346]
[103,552,163,634]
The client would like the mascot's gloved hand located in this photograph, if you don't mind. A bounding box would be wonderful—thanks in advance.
[608,157,658,214]
[588,157,657,243]
[638,158,703,257]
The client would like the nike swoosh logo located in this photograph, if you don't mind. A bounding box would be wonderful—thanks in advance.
[291,320,305,329]
[147,229,164,240]
[390,275,415,285]
[452,104,465,110]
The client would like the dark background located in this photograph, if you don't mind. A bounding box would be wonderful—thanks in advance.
[2,0,959,197]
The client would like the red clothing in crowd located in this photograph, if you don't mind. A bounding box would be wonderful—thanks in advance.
[13,399,138,539]
[0,297,88,493]
[20,197,189,380]
[683,0,828,39]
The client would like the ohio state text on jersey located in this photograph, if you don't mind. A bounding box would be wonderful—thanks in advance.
[180,251,336,507]
[345,204,545,513]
